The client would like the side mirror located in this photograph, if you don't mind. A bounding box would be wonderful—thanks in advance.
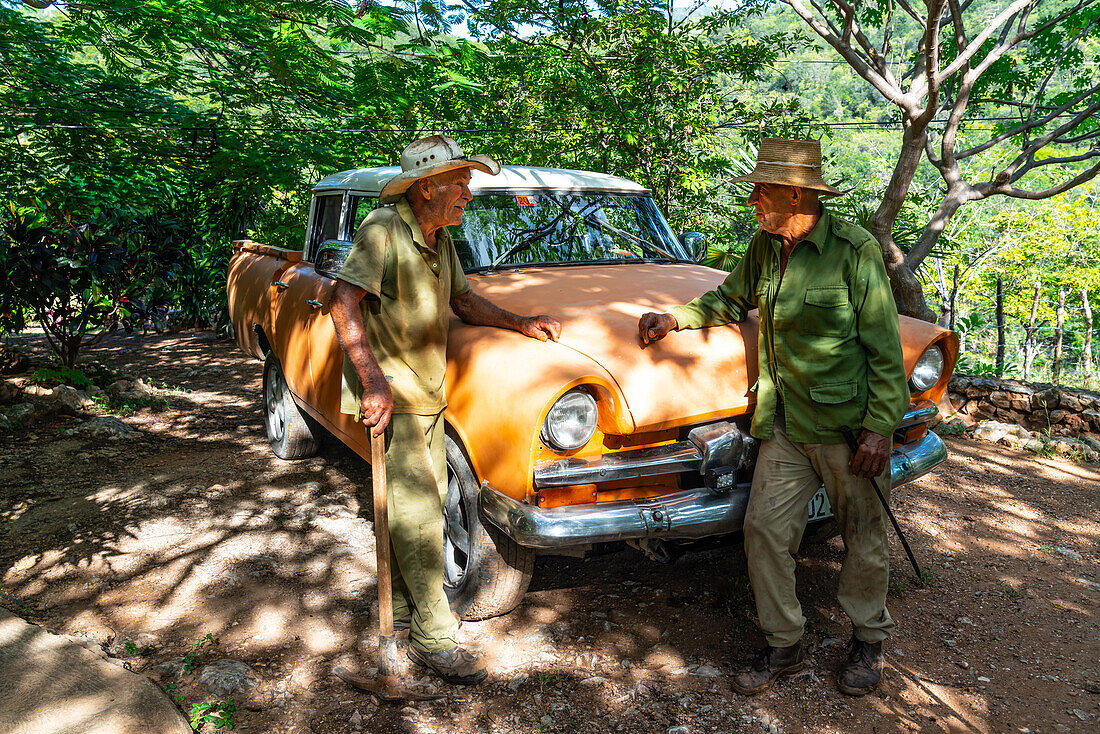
[679,232,707,263]
[315,239,354,279]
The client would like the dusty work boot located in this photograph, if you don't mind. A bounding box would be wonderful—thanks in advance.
[838,637,884,696]
[407,644,487,686]
[731,642,805,695]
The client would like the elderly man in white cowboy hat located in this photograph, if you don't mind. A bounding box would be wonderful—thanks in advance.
[331,135,561,685]
[638,138,908,697]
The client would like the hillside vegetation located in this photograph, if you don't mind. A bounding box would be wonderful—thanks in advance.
[2,0,1097,385]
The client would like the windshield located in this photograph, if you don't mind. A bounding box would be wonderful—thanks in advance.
[447,193,689,271]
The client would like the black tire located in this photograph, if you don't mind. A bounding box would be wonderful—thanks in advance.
[443,433,534,620]
[800,518,839,549]
[262,353,319,460]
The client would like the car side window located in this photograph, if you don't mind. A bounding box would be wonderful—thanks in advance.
[346,195,378,239]
[309,194,344,259]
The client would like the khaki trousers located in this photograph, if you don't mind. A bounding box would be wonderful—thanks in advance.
[380,412,460,653]
[744,425,895,648]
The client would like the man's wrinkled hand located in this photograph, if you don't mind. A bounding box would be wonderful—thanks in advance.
[520,315,562,342]
[638,312,677,345]
[849,429,890,479]
[360,374,393,437]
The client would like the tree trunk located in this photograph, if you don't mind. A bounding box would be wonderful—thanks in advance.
[996,277,1005,375]
[868,124,936,322]
[1023,280,1041,381]
[907,189,968,270]
[1053,290,1065,384]
[1084,288,1093,381]
[948,264,959,332]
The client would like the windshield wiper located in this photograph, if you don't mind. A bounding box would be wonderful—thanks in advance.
[487,199,602,271]
[583,212,678,261]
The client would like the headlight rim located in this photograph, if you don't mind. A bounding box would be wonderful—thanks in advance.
[910,345,946,392]
[541,388,599,451]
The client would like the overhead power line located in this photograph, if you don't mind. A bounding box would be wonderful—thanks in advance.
[3,111,1092,135]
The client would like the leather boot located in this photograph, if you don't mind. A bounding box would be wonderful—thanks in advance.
[407,645,487,686]
[731,642,805,695]
[838,637,884,696]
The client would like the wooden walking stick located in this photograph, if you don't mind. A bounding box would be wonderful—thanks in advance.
[333,430,443,701]
[840,426,924,585]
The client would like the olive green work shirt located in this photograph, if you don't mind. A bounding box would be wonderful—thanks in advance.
[337,197,470,417]
[668,208,908,444]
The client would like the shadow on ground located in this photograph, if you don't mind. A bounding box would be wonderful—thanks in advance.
[1,331,1097,733]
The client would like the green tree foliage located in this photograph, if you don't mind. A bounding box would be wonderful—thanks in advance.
[774,0,1100,320]
[454,2,809,250]
[0,201,185,365]
[1,0,813,325]
[932,184,1099,382]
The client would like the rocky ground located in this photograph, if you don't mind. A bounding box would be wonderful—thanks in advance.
[1,331,1098,734]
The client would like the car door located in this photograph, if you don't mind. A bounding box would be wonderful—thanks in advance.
[306,193,378,449]
[270,192,344,404]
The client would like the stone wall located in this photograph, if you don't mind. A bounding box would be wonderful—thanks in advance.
[943,374,1100,438]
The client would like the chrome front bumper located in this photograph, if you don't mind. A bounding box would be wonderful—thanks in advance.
[533,402,938,488]
[479,430,946,550]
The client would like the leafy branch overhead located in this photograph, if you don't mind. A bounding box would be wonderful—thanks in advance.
[777,0,1100,320]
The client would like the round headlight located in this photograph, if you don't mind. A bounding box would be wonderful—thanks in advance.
[910,346,945,391]
[541,389,598,450]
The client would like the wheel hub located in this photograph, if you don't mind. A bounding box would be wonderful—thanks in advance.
[265,366,287,443]
[443,466,471,588]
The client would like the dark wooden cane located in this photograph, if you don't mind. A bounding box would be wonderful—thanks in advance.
[331,429,443,701]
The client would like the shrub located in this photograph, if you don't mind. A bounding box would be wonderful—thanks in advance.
[0,201,186,366]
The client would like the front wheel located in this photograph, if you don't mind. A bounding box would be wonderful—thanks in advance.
[262,353,319,460]
[443,434,534,620]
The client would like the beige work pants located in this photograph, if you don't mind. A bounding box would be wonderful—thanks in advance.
[744,425,895,648]
[382,412,460,653]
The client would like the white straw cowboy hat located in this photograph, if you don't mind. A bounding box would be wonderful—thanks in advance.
[380,135,501,204]
[729,138,843,197]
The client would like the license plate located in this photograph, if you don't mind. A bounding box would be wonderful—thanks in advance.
[807,488,833,521]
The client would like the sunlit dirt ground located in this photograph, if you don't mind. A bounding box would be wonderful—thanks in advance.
[2,331,1097,733]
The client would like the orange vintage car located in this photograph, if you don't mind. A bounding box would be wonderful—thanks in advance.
[227,166,958,620]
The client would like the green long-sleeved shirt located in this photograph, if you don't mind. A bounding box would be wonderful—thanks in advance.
[668,208,908,444]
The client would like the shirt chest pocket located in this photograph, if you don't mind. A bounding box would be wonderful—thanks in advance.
[802,285,854,337]
[754,276,772,312]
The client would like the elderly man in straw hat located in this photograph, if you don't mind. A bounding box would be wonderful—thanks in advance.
[638,138,908,697]
[331,135,561,685]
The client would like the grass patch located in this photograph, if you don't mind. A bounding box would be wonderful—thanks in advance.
[93,393,174,414]
[162,635,238,730]
[190,699,236,730]
[536,668,570,694]
[32,365,94,389]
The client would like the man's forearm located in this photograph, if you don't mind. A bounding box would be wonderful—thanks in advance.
[451,291,525,331]
[331,284,385,385]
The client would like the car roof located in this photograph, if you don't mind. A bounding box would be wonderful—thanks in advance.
[312,165,650,196]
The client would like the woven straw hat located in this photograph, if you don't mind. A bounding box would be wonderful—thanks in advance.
[729,138,842,197]
[380,135,501,204]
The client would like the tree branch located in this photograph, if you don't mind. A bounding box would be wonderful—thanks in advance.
[1055,128,1100,146]
[937,0,1033,81]
[894,0,926,25]
[1020,148,1100,169]
[993,160,1100,200]
[956,84,1100,158]
[785,0,911,112]
[1024,16,1096,147]
[1003,96,1100,177]
[915,0,947,127]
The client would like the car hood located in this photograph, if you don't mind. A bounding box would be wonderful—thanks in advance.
[467,263,759,432]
